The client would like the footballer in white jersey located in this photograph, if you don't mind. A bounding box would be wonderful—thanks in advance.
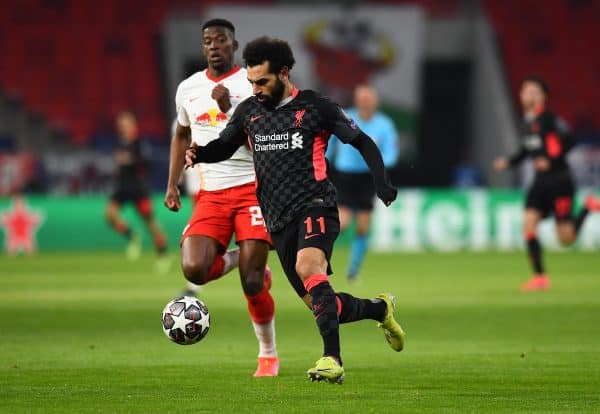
[175,66,254,192]
[164,19,278,378]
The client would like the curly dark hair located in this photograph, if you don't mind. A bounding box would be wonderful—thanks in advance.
[522,75,549,95]
[242,36,296,74]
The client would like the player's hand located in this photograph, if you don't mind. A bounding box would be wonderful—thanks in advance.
[185,142,198,169]
[533,156,550,171]
[376,184,398,207]
[211,84,232,114]
[164,185,181,212]
[493,157,509,171]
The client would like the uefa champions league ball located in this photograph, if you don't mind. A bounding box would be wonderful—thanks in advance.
[162,296,210,345]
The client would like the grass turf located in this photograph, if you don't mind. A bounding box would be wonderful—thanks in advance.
[1,250,599,413]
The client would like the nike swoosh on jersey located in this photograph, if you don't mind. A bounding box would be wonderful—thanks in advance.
[188,97,200,102]
[304,233,321,240]
[250,114,264,122]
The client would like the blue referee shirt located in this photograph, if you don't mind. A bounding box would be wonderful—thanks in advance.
[326,108,399,173]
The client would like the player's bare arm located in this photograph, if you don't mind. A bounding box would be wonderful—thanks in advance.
[493,157,509,171]
[495,145,526,172]
[533,156,550,171]
[165,123,192,212]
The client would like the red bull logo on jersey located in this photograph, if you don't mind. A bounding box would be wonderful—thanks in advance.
[194,108,228,127]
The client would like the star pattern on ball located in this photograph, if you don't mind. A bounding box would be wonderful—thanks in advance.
[170,308,193,332]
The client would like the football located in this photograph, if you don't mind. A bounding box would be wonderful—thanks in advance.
[161,296,210,345]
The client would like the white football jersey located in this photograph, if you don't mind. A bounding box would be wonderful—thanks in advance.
[175,66,254,192]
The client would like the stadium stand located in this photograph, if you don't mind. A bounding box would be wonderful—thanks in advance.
[485,0,600,130]
[1,0,464,147]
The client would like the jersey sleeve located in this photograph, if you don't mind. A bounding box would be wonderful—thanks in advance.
[508,144,527,166]
[219,99,249,146]
[175,84,191,127]
[555,116,576,154]
[315,95,362,143]
[540,112,575,159]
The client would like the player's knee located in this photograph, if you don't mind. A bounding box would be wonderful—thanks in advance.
[105,210,116,225]
[182,258,210,285]
[522,229,537,241]
[241,271,264,296]
[356,228,369,237]
[295,260,318,280]
[557,232,576,246]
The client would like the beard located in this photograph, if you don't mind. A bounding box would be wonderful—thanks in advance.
[258,78,285,109]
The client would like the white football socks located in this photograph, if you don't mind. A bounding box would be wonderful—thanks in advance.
[253,319,277,358]
[222,248,240,275]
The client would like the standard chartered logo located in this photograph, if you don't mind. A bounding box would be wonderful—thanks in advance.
[291,132,303,149]
[253,131,304,151]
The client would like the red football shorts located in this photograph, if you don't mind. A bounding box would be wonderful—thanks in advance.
[181,182,271,250]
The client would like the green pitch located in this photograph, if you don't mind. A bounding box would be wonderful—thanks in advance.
[1,250,600,413]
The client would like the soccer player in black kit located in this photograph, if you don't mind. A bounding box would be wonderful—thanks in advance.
[185,36,405,383]
[494,76,599,291]
[106,111,170,271]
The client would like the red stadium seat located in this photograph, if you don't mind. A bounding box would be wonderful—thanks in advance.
[2,0,290,144]
[485,0,600,128]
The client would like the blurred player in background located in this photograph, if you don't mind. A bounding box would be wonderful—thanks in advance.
[186,36,405,384]
[494,76,600,291]
[326,84,399,282]
[105,110,170,272]
[164,19,278,377]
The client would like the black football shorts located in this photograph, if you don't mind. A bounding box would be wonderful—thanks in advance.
[525,173,575,221]
[270,206,340,297]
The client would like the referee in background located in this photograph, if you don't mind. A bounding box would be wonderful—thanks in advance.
[327,84,399,282]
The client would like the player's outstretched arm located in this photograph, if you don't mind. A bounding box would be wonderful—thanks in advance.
[164,123,191,212]
[315,93,397,206]
[495,145,526,172]
[185,138,241,167]
[350,133,397,206]
[185,100,248,167]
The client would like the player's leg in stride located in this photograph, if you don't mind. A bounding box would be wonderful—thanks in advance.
[105,199,141,261]
[135,197,170,274]
[181,235,239,290]
[275,207,404,384]
[521,209,548,291]
[298,250,404,384]
[522,190,598,292]
[348,209,371,282]
[238,240,278,377]
[234,193,278,377]
[182,248,239,297]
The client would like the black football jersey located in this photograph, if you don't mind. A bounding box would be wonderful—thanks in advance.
[219,88,363,232]
[510,109,575,178]
[116,138,147,184]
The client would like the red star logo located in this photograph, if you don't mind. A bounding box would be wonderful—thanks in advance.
[0,197,44,255]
